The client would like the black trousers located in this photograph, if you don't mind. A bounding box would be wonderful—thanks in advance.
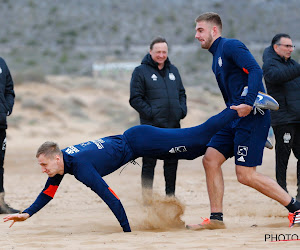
[0,129,6,193]
[273,124,300,196]
[141,156,178,196]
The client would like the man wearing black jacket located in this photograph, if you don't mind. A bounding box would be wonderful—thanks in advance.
[262,33,300,201]
[129,37,187,199]
[0,57,19,213]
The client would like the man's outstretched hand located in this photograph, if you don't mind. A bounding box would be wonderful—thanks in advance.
[3,213,30,228]
[230,104,252,117]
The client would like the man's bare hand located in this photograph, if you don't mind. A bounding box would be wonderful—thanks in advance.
[3,213,30,228]
[230,104,252,117]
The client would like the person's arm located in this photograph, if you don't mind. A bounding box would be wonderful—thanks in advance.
[263,58,300,85]
[3,174,64,227]
[224,40,261,107]
[129,67,152,120]
[1,58,15,115]
[176,70,187,119]
[75,163,131,232]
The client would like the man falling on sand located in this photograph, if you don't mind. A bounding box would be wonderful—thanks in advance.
[3,91,279,231]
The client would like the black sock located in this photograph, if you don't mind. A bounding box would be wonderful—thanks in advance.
[210,212,223,221]
[285,197,300,213]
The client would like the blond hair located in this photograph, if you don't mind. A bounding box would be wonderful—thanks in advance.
[195,12,222,32]
[36,141,62,158]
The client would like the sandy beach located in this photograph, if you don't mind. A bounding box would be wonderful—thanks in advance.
[1,76,300,249]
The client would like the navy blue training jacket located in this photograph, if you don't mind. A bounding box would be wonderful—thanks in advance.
[23,136,133,232]
[0,57,15,129]
[209,37,265,107]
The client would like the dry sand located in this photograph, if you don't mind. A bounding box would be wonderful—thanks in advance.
[0,76,300,249]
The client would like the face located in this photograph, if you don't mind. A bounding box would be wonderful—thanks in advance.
[149,42,168,68]
[195,21,215,49]
[274,37,294,60]
[38,154,63,177]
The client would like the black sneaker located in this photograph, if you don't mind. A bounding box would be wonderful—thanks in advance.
[0,202,20,214]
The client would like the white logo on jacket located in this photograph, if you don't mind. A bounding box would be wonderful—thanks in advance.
[0,67,2,74]
[151,74,158,81]
[169,73,176,80]
[218,57,222,67]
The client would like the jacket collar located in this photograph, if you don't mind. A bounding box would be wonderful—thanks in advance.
[263,45,290,63]
[141,53,171,69]
[209,37,222,55]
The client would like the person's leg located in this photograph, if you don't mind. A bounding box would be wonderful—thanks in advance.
[203,148,226,213]
[0,129,4,194]
[163,158,178,196]
[186,147,227,230]
[123,108,238,160]
[291,124,300,201]
[141,157,157,189]
[273,125,292,192]
[235,165,291,205]
[141,156,157,203]
[0,129,19,214]
[235,164,300,227]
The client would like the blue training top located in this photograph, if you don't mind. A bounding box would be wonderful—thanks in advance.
[209,37,265,107]
[23,136,133,232]
[22,107,238,233]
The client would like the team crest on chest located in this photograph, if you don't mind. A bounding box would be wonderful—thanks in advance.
[169,73,176,80]
[218,57,222,67]
[151,74,158,81]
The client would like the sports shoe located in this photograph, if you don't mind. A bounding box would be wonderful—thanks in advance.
[288,209,300,227]
[265,127,274,150]
[241,87,279,111]
[186,218,226,230]
[0,202,20,214]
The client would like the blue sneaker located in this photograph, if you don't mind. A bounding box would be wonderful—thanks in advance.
[241,87,279,111]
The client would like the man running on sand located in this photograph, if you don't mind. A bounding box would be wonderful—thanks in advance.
[186,12,300,230]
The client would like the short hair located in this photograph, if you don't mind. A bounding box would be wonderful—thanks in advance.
[271,33,291,46]
[195,12,222,32]
[36,141,62,158]
[150,36,168,50]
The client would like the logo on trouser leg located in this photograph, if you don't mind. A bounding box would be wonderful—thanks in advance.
[283,133,291,144]
[237,145,248,162]
[2,137,6,150]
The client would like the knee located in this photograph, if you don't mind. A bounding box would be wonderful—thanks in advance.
[236,170,251,186]
[202,155,219,170]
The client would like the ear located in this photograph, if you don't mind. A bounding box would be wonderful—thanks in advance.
[212,26,218,37]
[273,44,279,53]
[55,154,60,162]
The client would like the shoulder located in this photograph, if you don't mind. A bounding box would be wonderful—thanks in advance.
[0,57,7,66]
[169,63,179,72]
[223,38,247,50]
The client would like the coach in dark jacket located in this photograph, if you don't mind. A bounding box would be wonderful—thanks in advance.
[0,57,18,213]
[262,33,300,200]
[130,37,187,199]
